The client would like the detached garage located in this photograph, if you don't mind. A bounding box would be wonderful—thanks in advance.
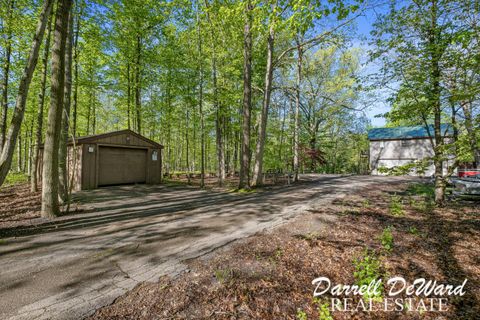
[39,129,163,191]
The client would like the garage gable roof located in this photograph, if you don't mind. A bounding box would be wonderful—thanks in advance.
[368,124,453,141]
[71,129,164,148]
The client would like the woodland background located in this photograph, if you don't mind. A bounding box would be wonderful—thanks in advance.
[0,0,479,215]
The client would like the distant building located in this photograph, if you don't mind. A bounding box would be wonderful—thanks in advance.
[368,124,454,176]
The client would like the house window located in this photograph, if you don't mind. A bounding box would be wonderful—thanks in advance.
[152,150,158,161]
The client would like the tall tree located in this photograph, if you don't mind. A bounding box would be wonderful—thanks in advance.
[41,0,72,217]
[239,0,253,189]
[197,1,206,188]
[0,0,54,186]
[31,14,53,192]
[371,0,457,204]
[0,0,15,151]
[58,6,74,202]
[252,3,275,187]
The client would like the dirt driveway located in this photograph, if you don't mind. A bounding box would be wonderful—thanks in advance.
[0,175,414,320]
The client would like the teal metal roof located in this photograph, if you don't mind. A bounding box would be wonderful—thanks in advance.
[368,124,453,140]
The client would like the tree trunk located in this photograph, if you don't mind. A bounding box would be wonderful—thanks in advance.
[135,35,142,134]
[239,0,253,189]
[197,3,205,188]
[72,0,82,137]
[0,0,15,152]
[31,15,53,192]
[0,0,54,186]
[58,7,74,203]
[428,0,445,205]
[293,39,302,182]
[252,24,275,187]
[41,0,72,218]
[27,118,33,176]
[127,62,131,130]
[212,49,225,186]
[17,132,22,171]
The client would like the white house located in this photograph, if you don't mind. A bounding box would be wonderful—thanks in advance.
[368,124,454,176]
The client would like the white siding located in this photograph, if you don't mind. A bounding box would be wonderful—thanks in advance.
[369,138,454,176]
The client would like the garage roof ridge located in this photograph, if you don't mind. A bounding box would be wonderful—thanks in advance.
[70,129,164,148]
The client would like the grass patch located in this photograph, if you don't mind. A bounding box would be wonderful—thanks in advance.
[214,268,234,284]
[408,226,419,235]
[389,194,404,216]
[407,183,434,199]
[0,239,8,246]
[3,172,29,187]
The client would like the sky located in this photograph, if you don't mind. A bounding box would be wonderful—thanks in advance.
[353,4,391,128]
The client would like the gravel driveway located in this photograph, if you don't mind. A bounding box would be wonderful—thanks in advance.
[0,175,414,320]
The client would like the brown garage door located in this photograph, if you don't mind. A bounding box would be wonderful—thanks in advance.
[98,146,147,186]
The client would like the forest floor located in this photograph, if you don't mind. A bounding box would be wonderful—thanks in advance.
[0,175,285,231]
[3,174,405,320]
[90,181,480,320]
[0,184,42,229]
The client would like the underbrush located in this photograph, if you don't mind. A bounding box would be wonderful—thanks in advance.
[3,172,29,187]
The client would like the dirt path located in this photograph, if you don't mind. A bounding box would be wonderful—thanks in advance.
[0,175,413,320]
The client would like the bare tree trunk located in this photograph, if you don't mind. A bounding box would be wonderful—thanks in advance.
[196,3,205,188]
[59,7,73,203]
[72,0,82,137]
[0,0,54,186]
[203,0,224,186]
[293,38,302,182]
[127,62,131,130]
[17,131,22,171]
[31,15,53,192]
[92,90,96,133]
[252,23,275,187]
[213,51,225,186]
[42,0,72,218]
[27,118,34,176]
[429,0,445,205]
[239,0,253,189]
[0,0,15,152]
[135,35,142,134]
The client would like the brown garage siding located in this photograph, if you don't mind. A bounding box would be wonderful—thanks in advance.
[38,130,163,191]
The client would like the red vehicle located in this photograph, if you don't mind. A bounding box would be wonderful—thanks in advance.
[458,168,480,178]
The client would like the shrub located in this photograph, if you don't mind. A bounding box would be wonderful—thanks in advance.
[389,194,404,216]
[353,249,383,300]
[380,226,394,252]
[318,302,333,320]
[296,308,307,320]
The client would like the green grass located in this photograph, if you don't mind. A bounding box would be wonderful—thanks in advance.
[409,226,418,235]
[3,172,29,187]
[214,268,234,284]
[406,183,435,199]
